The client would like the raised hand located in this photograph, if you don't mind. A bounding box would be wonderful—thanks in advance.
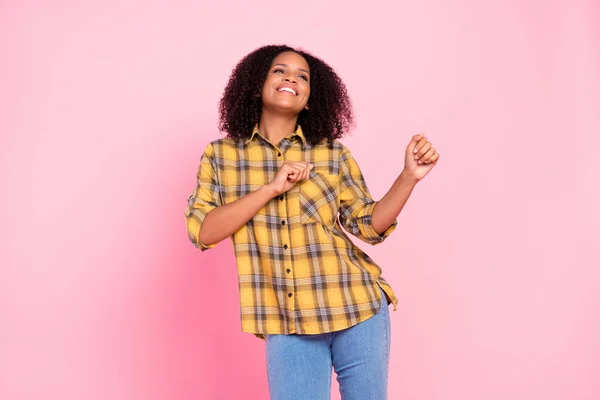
[403,134,440,182]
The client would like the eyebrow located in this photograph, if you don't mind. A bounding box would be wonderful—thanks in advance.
[273,63,310,75]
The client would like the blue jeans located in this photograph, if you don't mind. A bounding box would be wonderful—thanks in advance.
[265,286,391,400]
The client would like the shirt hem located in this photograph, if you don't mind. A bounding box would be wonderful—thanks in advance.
[244,283,397,340]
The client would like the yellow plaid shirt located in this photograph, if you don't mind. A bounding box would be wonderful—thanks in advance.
[185,125,398,340]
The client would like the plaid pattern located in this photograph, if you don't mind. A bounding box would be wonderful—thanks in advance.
[185,125,398,340]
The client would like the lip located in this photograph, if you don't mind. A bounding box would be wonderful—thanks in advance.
[276,85,298,96]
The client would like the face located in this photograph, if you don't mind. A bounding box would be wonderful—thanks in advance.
[260,51,310,115]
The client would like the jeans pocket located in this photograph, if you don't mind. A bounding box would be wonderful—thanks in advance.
[376,286,388,315]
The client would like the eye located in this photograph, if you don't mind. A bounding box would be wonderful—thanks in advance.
[273,68,285,74]
[299,75,308,81]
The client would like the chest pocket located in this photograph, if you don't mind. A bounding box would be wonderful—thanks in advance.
[299,170,340,227]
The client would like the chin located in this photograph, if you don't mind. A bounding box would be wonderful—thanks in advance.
[265,102,304,115]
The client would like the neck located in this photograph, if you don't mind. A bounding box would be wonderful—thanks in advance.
[258,109,298,146]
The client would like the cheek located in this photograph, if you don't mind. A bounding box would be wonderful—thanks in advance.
[303,86,311,102]
[260,81,269,96]
[261,75,275,95]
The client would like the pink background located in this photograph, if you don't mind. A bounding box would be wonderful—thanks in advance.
[2,0,599,399]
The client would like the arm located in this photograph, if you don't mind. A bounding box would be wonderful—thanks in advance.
[371,171,418,234]
[371,133,441,234]
[185,143,225,250]
[198,185,276,246]
[337,148,398,245]
[199,164,312,246]
[185,142,313,250]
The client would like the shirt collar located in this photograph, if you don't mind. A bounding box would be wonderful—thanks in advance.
[246,124,307,149]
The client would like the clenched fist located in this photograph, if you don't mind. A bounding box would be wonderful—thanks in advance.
[403,134,440,182]
[267,161,314,196]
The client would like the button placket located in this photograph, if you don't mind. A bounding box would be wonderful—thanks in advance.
[275,148,294,331]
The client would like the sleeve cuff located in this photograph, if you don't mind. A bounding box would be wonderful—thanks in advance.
[185,207,217,251]
[361,202,398,244]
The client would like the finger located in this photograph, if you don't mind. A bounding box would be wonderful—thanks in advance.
[286,168,299,181]
[284,164,301,180]
[290,161,307,167]
[408,133,424,154]
[283,162,302,172]
[295,162,313,180]
[427,152,440,164]
[289,162,309,172]
[296,163,308,181]
[280,163,295,176]
[285,162,313,182]
[305,162,315,179]
[418,147,436,164]
[303,166,311,181]
[415,142,432,160]
[287,163,305,180]
[413,137,429,155]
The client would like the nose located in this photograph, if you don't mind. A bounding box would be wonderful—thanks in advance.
[284,76,297,84]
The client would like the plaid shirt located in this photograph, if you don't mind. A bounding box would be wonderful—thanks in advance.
[185,125,398,340]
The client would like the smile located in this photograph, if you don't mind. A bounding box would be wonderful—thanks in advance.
[277,87,297,95]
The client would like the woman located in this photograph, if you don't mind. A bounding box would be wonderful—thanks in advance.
[185,45,440,399]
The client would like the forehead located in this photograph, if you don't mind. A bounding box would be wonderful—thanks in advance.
[271,51,310,72]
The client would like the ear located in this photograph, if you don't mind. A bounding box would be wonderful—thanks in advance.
[304,105,309,110]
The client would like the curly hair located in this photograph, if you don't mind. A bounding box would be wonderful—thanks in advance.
[218,45,354,146]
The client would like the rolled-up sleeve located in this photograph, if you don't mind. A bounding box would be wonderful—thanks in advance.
[338,148,397,245]
[185,143,222,251]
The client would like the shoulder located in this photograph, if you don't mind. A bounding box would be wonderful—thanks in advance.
[202,137,244,158]
[305,139,351,175]
[328,139,354,161]
[309,138,349,157]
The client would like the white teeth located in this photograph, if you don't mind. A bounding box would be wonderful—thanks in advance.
[278,87,296,95]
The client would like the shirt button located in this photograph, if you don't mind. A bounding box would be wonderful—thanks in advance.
[288,293,293,298]
[279,195,284,201]
[286,268,291,273]
[277,152,282,157]
[281,220,286,225]
[283,244,288,249]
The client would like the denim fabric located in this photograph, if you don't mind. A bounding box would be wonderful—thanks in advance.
[265,286,391,400]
